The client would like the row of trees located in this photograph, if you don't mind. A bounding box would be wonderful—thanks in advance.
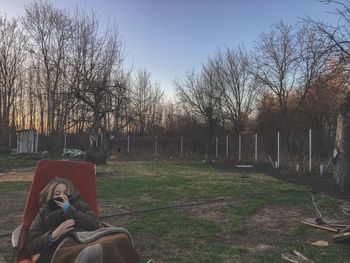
[0,1,165,146]
[175,21,347,158]
[174,1,350,191]
[2,1,350,190]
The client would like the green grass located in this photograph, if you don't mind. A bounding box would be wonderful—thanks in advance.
[0,152,38,168]
[95,161,350,262]
[0,181,30,193]
[1,160,350,262]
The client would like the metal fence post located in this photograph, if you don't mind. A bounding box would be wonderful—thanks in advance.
[255,133,258,162]
[277,131,280,168]
[127,135,130,155]
[155,136,158,157]
[239,134,242,161]
[215,137,218,159]
[180,136,183,158]
[226,135,229,159]
[309,129,312,173]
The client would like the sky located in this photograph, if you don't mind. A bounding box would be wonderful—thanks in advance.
[0,0,341,98]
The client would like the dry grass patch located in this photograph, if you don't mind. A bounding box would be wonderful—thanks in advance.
[0,168,34,182]
[221,205,307,247]
[183,200,231,225]
[249,205,304,232]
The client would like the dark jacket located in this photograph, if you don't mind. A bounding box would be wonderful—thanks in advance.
[26,197,100,256]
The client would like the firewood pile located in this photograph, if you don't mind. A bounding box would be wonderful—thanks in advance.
[300,198,350,242]
[282,196,350,262]
[301,216,350,242]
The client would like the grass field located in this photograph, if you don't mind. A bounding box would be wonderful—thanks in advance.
[1,160,350,262]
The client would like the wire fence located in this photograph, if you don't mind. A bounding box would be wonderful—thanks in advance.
[2,129,334,174]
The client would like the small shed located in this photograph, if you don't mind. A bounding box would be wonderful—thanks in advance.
[16,129,38,154]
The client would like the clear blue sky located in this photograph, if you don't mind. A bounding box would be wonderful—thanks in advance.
[0,0,340,98]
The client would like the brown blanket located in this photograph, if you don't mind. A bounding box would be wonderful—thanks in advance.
[50,232,141,263]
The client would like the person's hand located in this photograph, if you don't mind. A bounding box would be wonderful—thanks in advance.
[54,194,70,208]
[51,219,75,239]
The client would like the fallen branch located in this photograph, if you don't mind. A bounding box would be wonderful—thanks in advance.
[300,219,338,232]
[281,250,316,263]
[312,195,322,218]
[341,209,350,217]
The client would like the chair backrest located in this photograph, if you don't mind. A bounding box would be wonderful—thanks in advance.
[18,159,99,262]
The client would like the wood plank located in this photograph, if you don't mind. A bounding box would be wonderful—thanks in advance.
[332,232,350,242]
[300,220,339,232]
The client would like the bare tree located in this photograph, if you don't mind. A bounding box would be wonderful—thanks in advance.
[175,69,222,158]
[254,21,300,148]
[131,69,164,135]
[66,9,128,145]
[297,24,331,103]
[23,1,73,135]
[0,14,27,146]
[208,46,257,133]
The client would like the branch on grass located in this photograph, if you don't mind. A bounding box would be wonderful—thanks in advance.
[281,250,316,263]
[312,194,322,218]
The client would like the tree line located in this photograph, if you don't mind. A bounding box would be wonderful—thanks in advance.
[1,1,350,175]
[0,1,165,146]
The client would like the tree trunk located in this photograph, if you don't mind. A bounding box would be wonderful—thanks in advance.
[333,92,350,192]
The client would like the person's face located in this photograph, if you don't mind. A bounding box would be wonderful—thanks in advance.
[53,183,68,198]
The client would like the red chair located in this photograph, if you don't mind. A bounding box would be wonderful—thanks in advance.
[12,159,99,263]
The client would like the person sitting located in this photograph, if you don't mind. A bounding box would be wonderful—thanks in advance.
[26,177,141,263]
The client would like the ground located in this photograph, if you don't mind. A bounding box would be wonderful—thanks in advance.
[1,157,350,262]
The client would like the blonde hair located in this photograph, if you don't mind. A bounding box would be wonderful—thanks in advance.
[39,177,79,205]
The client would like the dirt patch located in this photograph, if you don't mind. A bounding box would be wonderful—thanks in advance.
[221,205,312,250]
[209,162,350,200]
[0,168,34,182]
[249,205,303,232]
[183,200,230,224]
[259,167,350,201]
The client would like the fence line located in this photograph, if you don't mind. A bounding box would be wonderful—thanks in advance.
[4,129,333,173]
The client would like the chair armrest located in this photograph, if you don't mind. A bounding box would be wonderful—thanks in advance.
[12,225,22,248]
